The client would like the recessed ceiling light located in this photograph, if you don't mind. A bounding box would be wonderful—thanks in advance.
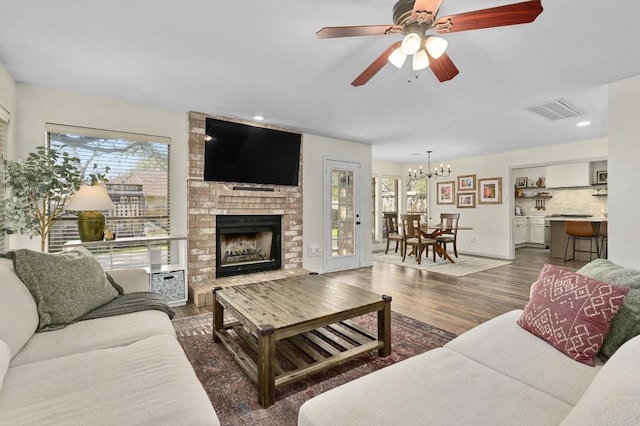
[254,115,265,121]
[576,121,591,127]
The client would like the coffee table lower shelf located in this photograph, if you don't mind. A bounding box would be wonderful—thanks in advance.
[214,319,384,392]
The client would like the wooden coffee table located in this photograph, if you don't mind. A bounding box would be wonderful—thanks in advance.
[212,275,392,408]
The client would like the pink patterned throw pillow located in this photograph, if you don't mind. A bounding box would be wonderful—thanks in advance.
[517,264,629,366]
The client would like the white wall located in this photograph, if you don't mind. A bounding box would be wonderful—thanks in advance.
[10,84,188,251]
[303,134,372,273]
[609,75,640,268]
[6,80,373,275]
[378,138,607,259]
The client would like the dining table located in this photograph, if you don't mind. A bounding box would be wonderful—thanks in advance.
[419,223,474,264]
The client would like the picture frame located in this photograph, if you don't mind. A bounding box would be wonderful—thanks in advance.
[457,174,476,191]
[596,170,608,184]
[478,177,503,204]
[515,177,528,188]
[436,181,455,205]
[456,192,476,208]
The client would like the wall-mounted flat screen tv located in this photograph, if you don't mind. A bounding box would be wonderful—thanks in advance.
[204,118,301,186]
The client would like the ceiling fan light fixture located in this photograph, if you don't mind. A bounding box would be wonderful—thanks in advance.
[388,46,407,68]
[425,36,448,59]
[401,33,422,55]
[412,49,429,71]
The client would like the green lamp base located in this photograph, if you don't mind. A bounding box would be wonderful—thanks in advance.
[77,210,106,242]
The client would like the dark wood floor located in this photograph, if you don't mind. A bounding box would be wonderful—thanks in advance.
[174,248,589,335]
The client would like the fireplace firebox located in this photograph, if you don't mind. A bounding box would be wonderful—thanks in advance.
[216,215,282,278]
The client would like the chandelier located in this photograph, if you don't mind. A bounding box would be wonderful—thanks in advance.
[407,150,451,184]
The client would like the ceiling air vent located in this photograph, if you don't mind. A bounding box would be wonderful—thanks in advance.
[525,99,583,121]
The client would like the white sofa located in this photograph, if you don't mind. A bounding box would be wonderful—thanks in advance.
[299,264,640,425]
[0,258,219,425]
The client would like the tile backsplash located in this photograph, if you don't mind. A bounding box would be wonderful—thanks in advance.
[515,187,607,216]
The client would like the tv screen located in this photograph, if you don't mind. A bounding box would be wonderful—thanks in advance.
[204,118,301,186]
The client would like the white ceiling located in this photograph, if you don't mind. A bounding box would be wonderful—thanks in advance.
[1,1,639,164]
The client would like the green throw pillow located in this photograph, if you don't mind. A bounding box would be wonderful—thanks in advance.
[578,259,640,361]
[6,247,119,331]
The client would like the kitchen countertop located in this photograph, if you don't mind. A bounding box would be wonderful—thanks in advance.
[544,216,607,222]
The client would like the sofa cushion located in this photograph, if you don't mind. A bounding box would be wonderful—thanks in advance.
[517,264,628,366]
[6,247,119,331]
[0,258,38,356]
[577,259,640,361]
[298,347,573,426]
[560,334,640,425]
[10,310,176,367]
[0,335,219,425]
[445,310,602,405]
[0,340,10,390]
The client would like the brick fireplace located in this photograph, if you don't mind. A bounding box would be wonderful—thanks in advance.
[186,112,303,299]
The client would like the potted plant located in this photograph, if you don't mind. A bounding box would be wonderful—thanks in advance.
[1,145,108,251]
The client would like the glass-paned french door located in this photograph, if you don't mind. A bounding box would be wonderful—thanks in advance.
[325,159,361,272]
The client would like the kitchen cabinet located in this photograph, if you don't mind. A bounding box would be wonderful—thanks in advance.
[529,217,546,244]
[513,217,529,245]
[545,162,590,188]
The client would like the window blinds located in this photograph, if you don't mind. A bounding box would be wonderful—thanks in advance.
[46,124,171,257]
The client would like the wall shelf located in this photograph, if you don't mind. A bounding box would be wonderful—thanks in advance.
[591,183,608,196]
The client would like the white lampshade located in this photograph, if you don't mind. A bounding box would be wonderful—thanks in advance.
[67,185,115,211]
[388,46,407,69]
[425,36,448,59]
[401,33,422,55]
[412,49,430,71]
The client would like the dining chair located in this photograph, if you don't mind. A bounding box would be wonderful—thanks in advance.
[436,213,461,258]
[564,220,599,262]
[401,214,437,264]
[383,212,403,254]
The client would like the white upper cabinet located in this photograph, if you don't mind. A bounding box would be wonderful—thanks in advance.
[545,162,590,188]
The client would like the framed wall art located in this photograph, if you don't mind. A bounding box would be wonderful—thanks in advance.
[457,174,476,191]
[596,170,608,184]
[436,181,455,205]
[515,177,528,188]
[478,177,503,204]
[457,192,476,208]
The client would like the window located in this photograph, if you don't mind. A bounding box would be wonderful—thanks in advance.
[370,177,400,242]
[0,107,8,250]
[47,125,171,264]
[406,179,428,214]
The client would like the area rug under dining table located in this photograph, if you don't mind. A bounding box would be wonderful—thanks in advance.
[373,252,512,277]
[173,311,456,426]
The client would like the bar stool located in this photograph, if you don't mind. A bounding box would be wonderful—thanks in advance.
[599,221,608,259]
[564,220,599,262]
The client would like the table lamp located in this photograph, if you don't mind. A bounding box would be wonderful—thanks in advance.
[67,185,115,241]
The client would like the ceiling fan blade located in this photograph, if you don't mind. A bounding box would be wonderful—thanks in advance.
[316,25,402,39]
[433,0,543,34]
[411,0,443,23]
[352,41,402,87]
[427,51,459,82]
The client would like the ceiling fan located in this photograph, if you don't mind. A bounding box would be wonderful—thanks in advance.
[316,0,543,86]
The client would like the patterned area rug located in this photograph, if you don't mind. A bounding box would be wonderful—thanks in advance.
[173,311,456,426]
[373,252,512,276]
